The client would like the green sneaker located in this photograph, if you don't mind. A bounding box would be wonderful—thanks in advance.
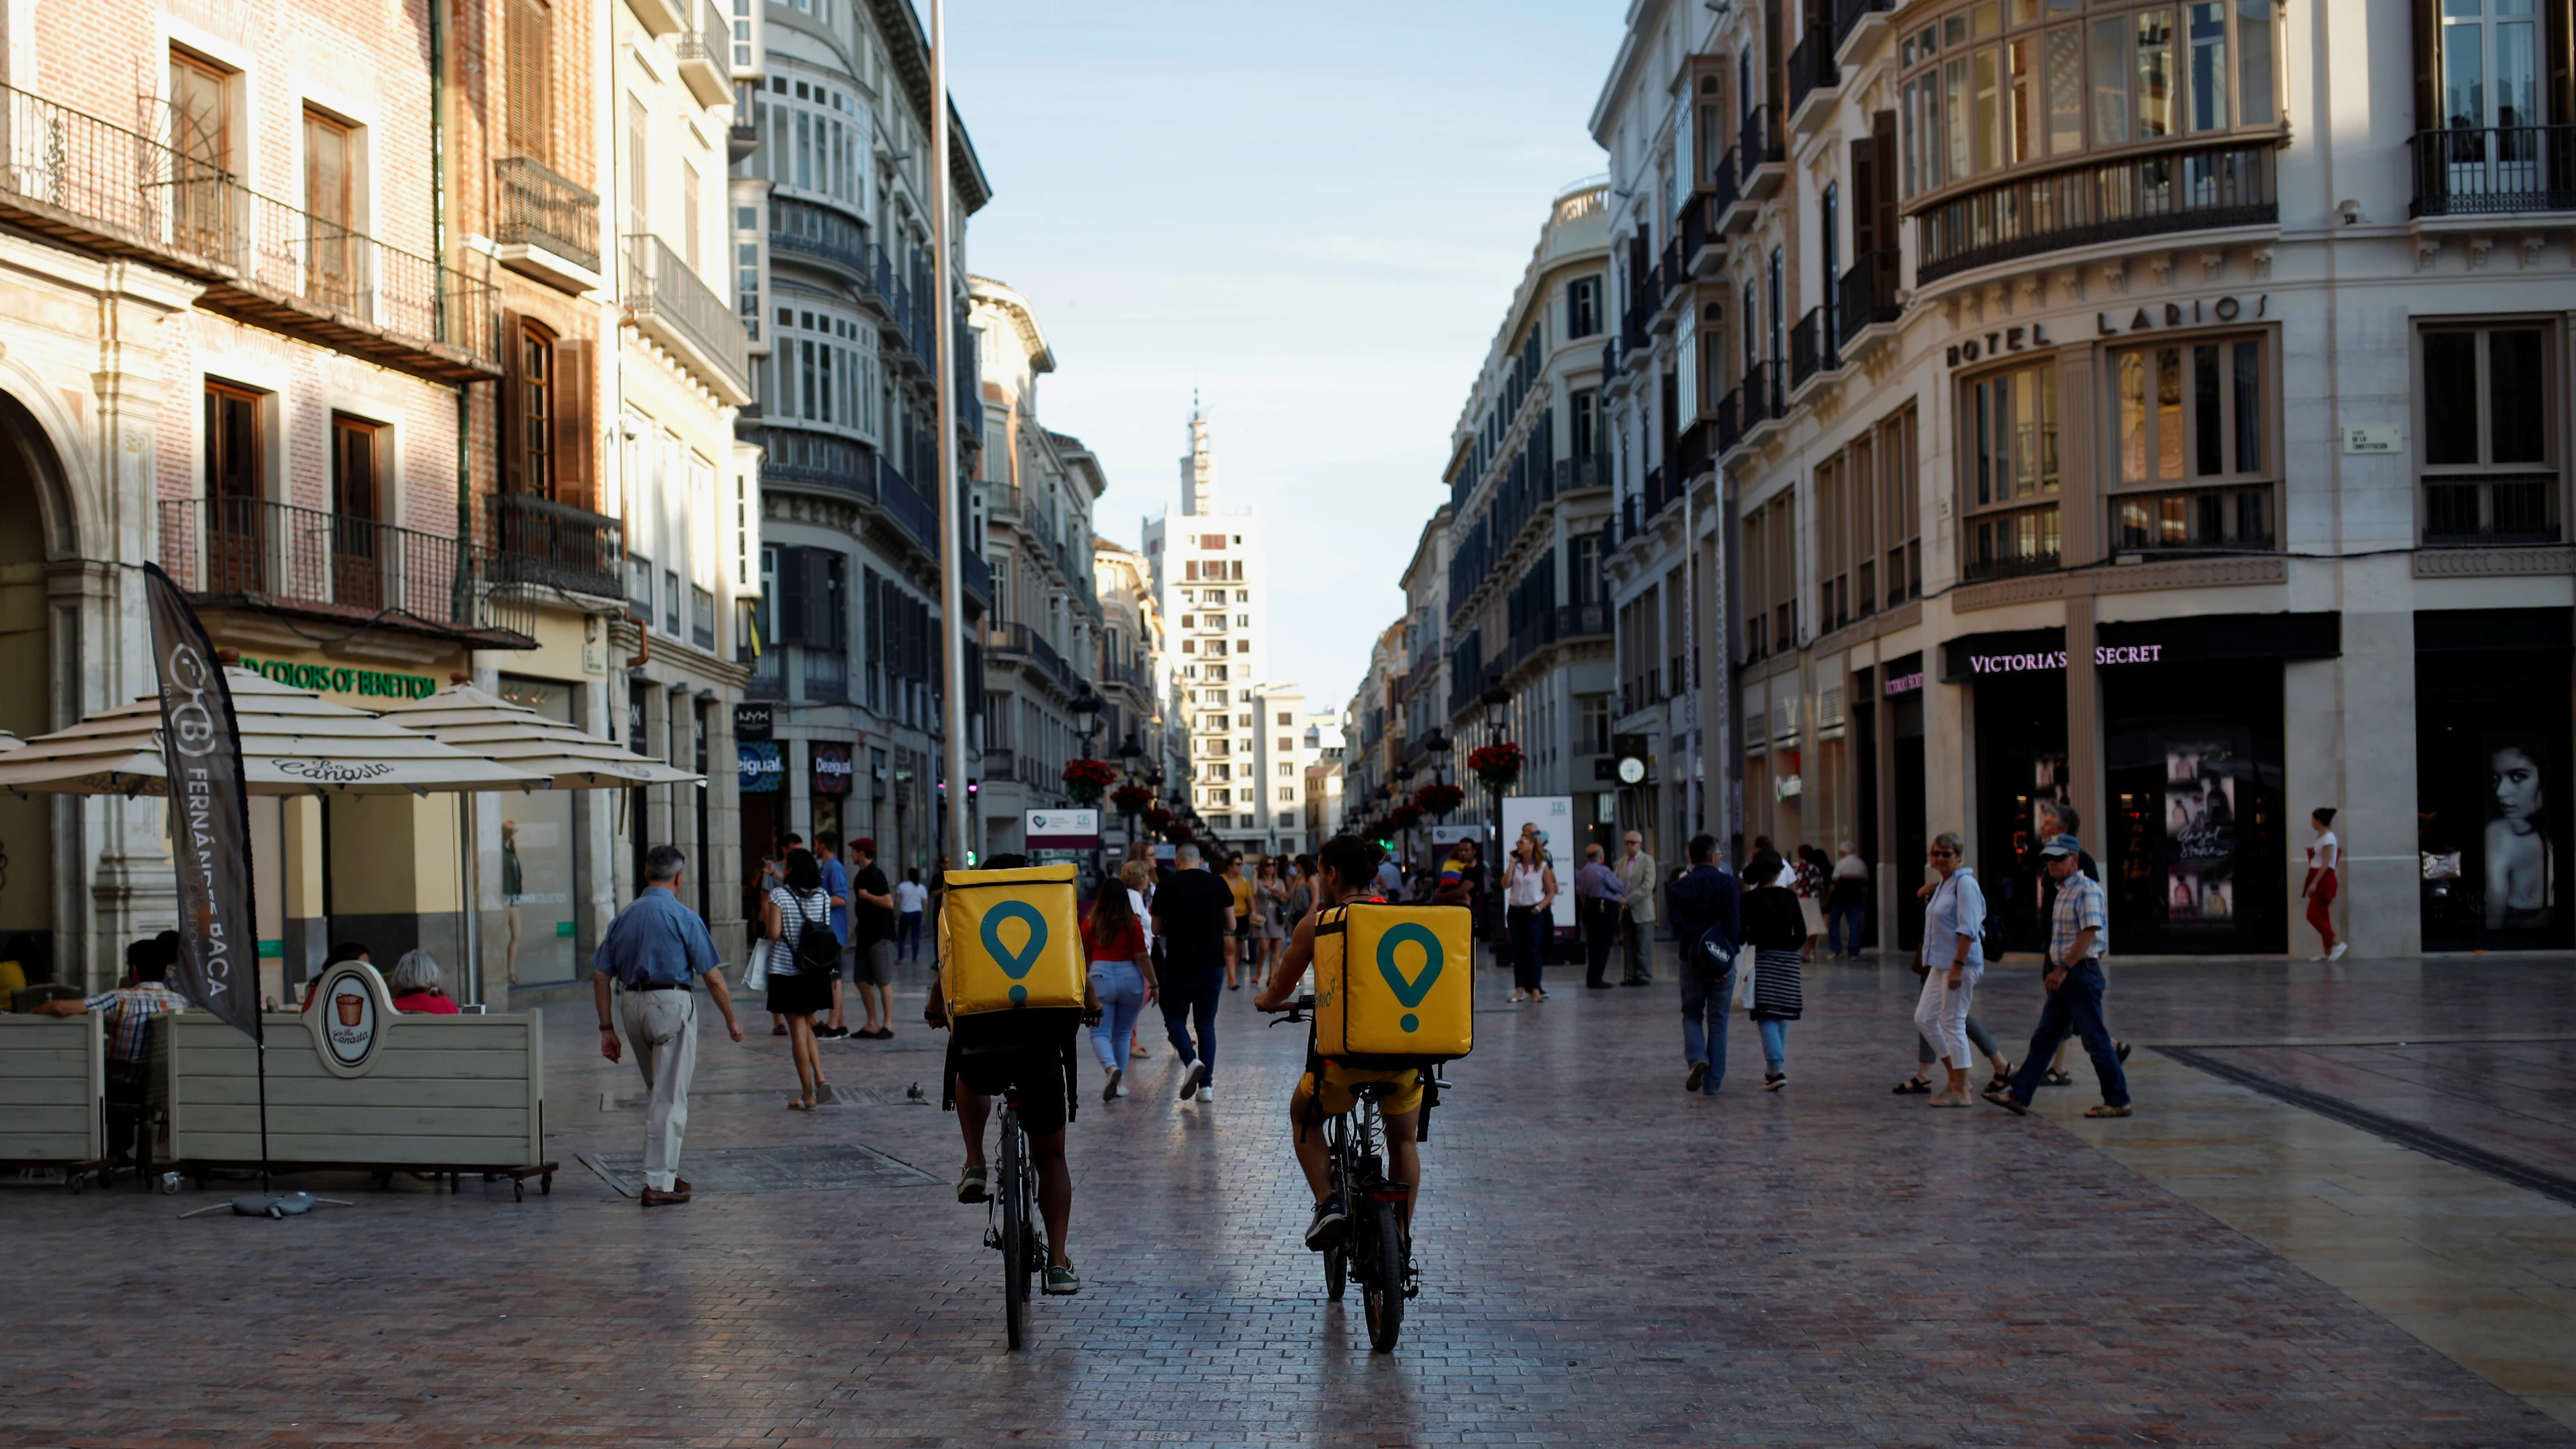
[1043,1263,1080,1296]
[956,1163,988,1203]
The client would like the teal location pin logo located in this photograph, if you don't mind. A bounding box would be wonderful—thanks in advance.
[981,901,1050,1006]
[1376,923,1443,1032]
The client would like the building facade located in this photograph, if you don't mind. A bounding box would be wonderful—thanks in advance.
[729,0,991,888]
[1094,537,1181,856]
[1143,409,1288,856]
[1438,182,1620,857]
[971,276,1104,860]
[1596,0,2576,959]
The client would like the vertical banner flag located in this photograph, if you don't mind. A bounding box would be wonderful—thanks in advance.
[142,563,262,1043]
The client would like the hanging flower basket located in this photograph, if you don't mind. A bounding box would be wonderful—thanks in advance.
[1467,742,1524,794]
[1061,758,1119,805]
[1144,803,1174,831]
[1110,782,1153,816]
[1385,803,1426,832]
[1413,781,1465,817]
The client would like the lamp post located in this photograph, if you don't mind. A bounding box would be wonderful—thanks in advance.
[1479,681,1513,944]
[1392,760,1416,876]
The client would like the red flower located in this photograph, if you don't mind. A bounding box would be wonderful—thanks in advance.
[1413,782,1465,816]
[1061,758,1119,803]
[1111,783,1154,815]
[1467,741,1523,792]
[1385,803,1426,830]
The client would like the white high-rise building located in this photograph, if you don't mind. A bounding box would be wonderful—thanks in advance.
[1143,406,1283,855]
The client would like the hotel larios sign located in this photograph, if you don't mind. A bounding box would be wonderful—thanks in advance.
[1946,295,2269,367]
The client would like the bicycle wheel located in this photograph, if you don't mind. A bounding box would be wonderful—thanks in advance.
[1000,1111,1030,1350]
[1361,1199,1405,1353]
[1324,1243,1347,1301]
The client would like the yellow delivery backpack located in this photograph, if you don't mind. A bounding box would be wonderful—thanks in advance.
[940,864,1086,1016]
[1311,901,1474,1067]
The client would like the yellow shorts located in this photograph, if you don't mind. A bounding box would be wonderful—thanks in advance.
[1299,1061,1424,1117]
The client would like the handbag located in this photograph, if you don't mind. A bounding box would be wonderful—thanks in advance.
[741,936,769,992]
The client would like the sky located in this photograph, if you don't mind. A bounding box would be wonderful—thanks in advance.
[941,0,1627,715]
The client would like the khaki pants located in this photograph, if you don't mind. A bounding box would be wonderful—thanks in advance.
[619,987,698,1192]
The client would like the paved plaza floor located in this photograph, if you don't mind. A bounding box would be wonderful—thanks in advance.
[4,952,2574,1447]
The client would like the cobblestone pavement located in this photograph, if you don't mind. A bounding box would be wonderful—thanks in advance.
[4,955,2573,1447]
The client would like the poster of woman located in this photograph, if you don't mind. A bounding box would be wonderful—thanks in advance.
[2485,736,2555,931]
[2163,742,2238,925]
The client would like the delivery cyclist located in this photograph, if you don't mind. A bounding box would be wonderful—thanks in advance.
[923,853,1102,1296]
[1254,832,1423,1252]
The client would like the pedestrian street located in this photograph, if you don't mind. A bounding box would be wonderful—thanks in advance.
[3,955,2572,1448]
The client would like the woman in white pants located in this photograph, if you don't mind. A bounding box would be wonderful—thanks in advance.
[1912,831,1985,1107]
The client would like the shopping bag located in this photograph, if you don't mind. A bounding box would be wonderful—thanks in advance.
[1733,945,1757,1011]
[740,936,769,993]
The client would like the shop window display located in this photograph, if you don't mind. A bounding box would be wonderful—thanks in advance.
[2417,640,2572,951]
[497,675,583,984]
[2103,659,2285,955]
[1973,670,2068,955]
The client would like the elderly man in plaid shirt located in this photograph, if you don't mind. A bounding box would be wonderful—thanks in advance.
[36,937,188,1161]
[1984,833,2133,1119]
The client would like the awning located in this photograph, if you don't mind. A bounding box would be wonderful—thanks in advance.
[374,683,702,790]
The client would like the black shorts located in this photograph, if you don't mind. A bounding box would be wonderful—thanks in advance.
[945,1010,1078,1133]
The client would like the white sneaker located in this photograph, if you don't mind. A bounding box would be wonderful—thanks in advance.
[2311,954,2328,961]
[1197,1085,1216,1104]
[1179,1061,1206,1101]
[2330,942,2348,961]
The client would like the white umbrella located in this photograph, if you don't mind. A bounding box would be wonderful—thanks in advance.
[374,683,703,788]
[0,667,555,797]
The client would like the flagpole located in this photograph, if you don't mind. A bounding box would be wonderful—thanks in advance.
[930,0,970,872]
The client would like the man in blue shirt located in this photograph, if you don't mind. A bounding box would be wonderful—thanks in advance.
[814,830,853,1039]
[1666,833,1742,1095]
[593,845,745,1206]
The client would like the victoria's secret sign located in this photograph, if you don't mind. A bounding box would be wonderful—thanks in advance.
[1964,643,2167,675]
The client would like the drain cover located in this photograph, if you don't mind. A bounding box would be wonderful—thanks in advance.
[579,1143,942,1197]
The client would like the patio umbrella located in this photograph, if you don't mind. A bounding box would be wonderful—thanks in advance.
[374,682,705,1002]
[0,667,555,797]
[374,683,702,789]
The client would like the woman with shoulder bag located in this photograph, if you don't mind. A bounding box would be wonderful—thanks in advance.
[1738,851,1807,1091]
[1083,879,1157,1101]
[763,848,838,1111]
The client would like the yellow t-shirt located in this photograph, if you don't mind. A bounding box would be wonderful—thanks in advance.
[1227,875,1253,923]
[0,958,26,998]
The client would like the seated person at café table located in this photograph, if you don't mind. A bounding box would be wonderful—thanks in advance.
[34,937,188,1163]
[387,950,462,1014]
[299,942,375,1012]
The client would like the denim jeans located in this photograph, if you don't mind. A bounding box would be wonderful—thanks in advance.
[1086,960,1147,1071]
[1827,904,1865,957]
[895,911,923,963]
[1680,958,1733,1090]
[2007,960,2130,1107]
[1507,904,1549,993]
[1756,1016,1786,1073]
[1158,963,1224,1085]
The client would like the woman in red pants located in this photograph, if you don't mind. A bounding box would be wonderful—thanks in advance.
[2302,808,2346,961]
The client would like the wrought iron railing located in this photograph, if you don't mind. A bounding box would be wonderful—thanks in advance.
[0,82,494,376]
[1790,306,1839,385]
[1554,454,1608,494]
[159,495,531,639]
[1965,504,2063,582]
[1917,143,2276,284]
[1717,387,1744,456]
[486,491,625,600]
[2422,475,2562,546]
[1831,0,1894,52]
[1738,105,1783,180]
[1788,33,1840,117]
[624,231,751,397]
[1678,189,1712,268]
[1742,358,1788,427]
[1837,247,1901,345]
[494,156,600,273]
[2112,483,2280,554]
[2409,125,2576,217]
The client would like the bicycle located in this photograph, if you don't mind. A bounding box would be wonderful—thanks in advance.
[1276,996,1424,1354]
[987,1083,1047,1350]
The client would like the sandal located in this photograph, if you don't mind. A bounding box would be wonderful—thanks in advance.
[1986,1061,2018,1093]
[2114,1040,2132,1063]
[2085,1103,2132,1118]
[1893,1076,1933,1095]
[2043,1068,2074,1087]
[787,1099,816,1112]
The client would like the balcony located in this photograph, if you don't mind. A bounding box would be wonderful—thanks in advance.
[1648,237,1685,333]
[2113,483,2281,555]
[1741,359,1789,446]
[1678,190,1720,278]
[1965,505,2063,582]
[2422,475,2562,547]
[1915,142,2276,286]
[624,232,753,403]
[1553,454,1608,494]
[1786,33,1842,136]
[493,156,601,292]
[1831,0,1895,65]
[1738,105,1786,201]
[1836,247,1903,360]
[626,0,689,37]
[159,496,534,646]
[0,83,497,382]
[1672,419,1712,488]
[985,620,1082,697]
[1789,306,1841,391]
[2410,126,2576,219]
[1716,386,1744,457]
[728,120,758,165]
[486,491,625,601]
[674,0,734,107]
[1618,668,1665,718]
[768,196,873,284]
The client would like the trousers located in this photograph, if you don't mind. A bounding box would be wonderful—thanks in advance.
[1580,898,1621,984]
[1507,904,1549,992]
[2306,870,2338,950]
[1621,915,1656,982]
[1680,956,1733,1090]
[1159,963,1222,1085]
[2006,961,2130,1107]
[1086,960,1147,1070]
[1917,1014,1999,1066]
[1828,904,1866,957]
[1912,966,1979,1072]
[619,987,698,1192]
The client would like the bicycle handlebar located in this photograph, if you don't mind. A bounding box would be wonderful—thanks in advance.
[1266,994,1317,1026]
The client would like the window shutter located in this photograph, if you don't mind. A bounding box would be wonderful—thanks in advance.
[2413,1,2439,133]
[774,545,810,643]
[498,311,527,497]
[553,337,592,508]
[1871,111,1898,250]
[1850,140,1878,256]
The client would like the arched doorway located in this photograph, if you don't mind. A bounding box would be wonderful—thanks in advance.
[0,388,71,984]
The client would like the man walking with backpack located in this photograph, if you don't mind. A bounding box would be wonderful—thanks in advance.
[1666,833,1741,1096]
